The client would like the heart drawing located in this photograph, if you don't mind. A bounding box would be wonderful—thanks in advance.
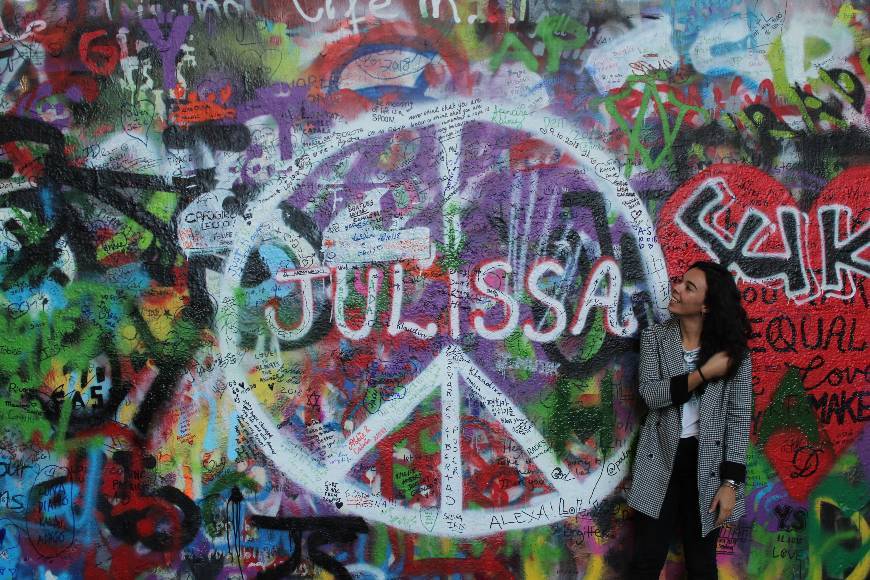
[658,163,869,500]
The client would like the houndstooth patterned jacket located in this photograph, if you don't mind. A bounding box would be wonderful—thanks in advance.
[626,318,753,538]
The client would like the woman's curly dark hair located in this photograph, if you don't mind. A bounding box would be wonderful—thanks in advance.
[690,261,751,377]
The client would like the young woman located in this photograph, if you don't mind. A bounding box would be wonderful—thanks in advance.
[627,261,753,579]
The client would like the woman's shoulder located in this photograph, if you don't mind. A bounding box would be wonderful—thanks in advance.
[640,317,678,338]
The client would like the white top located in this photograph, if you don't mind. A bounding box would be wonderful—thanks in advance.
[680,348,701,438]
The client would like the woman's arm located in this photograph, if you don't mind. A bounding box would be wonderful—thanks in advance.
[638,327,705,409]
[721,353,753,483]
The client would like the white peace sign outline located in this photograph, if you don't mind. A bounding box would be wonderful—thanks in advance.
[218,99,670,537]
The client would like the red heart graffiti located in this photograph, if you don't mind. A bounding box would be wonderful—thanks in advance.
[658,164,869,500]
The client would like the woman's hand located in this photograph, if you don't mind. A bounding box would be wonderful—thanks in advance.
[710,485,736,526]
[702,351,732,380]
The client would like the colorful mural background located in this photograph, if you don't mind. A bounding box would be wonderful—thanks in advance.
[0,0,867,578]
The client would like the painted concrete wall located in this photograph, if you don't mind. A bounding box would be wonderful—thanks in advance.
[0,1,867,578]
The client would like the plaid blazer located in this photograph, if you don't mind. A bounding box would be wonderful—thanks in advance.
[626,318,753,538]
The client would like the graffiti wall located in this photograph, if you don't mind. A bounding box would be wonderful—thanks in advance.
[0,0,867,578]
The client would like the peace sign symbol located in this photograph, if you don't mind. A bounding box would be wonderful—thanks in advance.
[217,99,669,536]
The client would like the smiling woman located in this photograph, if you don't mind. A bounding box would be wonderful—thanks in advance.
[628,261,753,579]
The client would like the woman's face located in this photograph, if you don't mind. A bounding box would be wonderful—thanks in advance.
[668,267,708,317]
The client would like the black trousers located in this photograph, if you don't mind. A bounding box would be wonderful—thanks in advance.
[628,436,720,579]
